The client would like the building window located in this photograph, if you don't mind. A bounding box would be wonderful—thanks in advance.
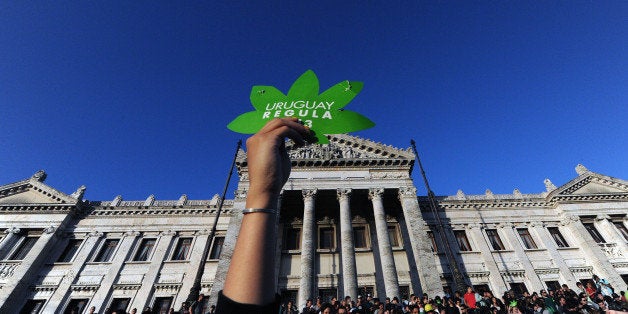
[486,229,505,250]
[318,288,338,302]
[209,236,225,260]
[353,226,369,249]
[110,298,131,313]
[545,281,561,291]
[473,284,490,294]
[20,299,46,314]
[172,237,192,260]
[509,283,528,296]
[283,227,301,250]
[387,225,401,247]
[94,239,119,262]
[319,227,335,250]
[399,285,410,299]
[133,239,156,261]
[153,297,173,314]
[517,228,538,249]
[9,235,39,260]
[359,286,375,299]
[547,227,569,248]
[57,239,83,263]
[583,223,605,243]
[280,289,298,304]
[427,231,439,252]
[64,299,89,314]
[454,230,472,251]
[613,222,628,241]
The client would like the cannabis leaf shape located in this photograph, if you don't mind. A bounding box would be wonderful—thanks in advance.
[227,70,375,144]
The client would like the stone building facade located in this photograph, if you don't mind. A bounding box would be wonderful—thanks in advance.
[1,135,627,313]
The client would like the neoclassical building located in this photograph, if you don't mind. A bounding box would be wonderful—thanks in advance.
[1,135,627,314]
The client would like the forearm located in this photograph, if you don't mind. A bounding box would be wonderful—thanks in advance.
[222,190,278,305]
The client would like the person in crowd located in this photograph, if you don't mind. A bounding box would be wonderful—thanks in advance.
[574,282,585,296]
[190,294,207,314]
[592,274,614,297]
[446,298,461,314]
[280,300,298,314]
[179,301,191,314]
[301,299,316,314]
[532,300,549,314]
[584,282,597,301]
[464,287,477,313]
[374,302,386,314]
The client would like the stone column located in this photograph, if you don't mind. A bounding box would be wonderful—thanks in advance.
[0,226,59,311]
[563,215,624,289]
[298,189,317,309]
[466,224,508,294]
[208,189,247,306]
[370,188,399,299]
[89,231,140,311]
[44,231,103,312]
[274,193,284,289]
[0,227,21,259]
[133,230,176,310]
[338,188,358,299]
[501,223,544,292]
[398,187,441,297]
[595,214,628,254]
[529,223,577,288]
[174,230,211,307]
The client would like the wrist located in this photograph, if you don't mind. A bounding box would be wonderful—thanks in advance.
[245,187,279,209]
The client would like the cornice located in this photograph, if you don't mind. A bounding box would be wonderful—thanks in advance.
[87,207,235,217]
[0,204,78,213]
[113,283,141,290]
[70,284,100,291]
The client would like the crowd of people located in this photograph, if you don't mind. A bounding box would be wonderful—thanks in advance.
[279,275,628,314]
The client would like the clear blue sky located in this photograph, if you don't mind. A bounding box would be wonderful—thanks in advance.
[1,2,626,201]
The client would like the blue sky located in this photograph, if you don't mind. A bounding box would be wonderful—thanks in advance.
[1,1,626,201]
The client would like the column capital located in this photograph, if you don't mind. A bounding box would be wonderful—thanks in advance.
[4,227,21,234]
[398,187,417,199]
[368,188,384,200]
[195,229,210,236]
[302,189,318,200]
[336,188,351,200]
[469,223,483,230]
[159,230,176,237]
[87,230,104,238]
[595,214,611,221]
[501,222,514,229]
[528,221,544,228]
[561,215,580,225]
[124,230,141,237]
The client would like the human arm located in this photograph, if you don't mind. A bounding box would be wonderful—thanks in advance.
[222,117,313,305]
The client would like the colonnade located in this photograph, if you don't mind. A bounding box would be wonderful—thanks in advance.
[295,187,422,309]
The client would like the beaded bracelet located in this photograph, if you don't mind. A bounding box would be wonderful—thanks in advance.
[242,208,277,215]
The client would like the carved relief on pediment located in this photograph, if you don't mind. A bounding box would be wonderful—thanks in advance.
[287,143,384,160]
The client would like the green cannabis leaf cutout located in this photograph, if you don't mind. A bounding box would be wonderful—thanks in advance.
[227,70,375,144]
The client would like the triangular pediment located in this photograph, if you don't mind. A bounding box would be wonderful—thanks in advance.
[550,171,628,198]
[286,134,414,160]
[236,134,415,173]
[0,171,81,206]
